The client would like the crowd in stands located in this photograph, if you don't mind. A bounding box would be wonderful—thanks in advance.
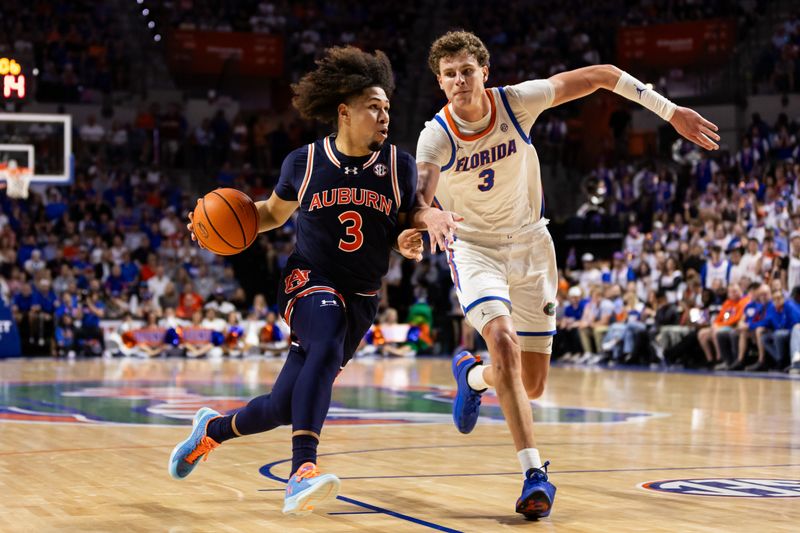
[754,12,800,94]
[557,108,800,373]
[154,0,420,91]
[0,107,448,357]
[1,0,798,369]
[0,0,132,102]
[77,102,318,180]
[442,0,764,88]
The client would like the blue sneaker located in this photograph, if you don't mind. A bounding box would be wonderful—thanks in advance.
[516,461,556,519]
[168,407,221,480]
[282,462,341,516]
[451,351,484,434]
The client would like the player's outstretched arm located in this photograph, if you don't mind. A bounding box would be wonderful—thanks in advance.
[186,193,298,248]
[254,193,299,233]
[412,161,463,253]
[548,64,719,150]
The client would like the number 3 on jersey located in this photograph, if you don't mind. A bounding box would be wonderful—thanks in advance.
[338,211,363,252]
[478,168,494,191]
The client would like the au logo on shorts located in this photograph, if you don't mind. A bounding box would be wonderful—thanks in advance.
[543,302,556,316]
[640,478,800,498]
[284,268,311,293]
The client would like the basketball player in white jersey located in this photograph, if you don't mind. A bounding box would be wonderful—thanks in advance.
[412,30,720,519]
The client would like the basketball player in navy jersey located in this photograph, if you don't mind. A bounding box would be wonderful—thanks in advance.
[170,46,422,516]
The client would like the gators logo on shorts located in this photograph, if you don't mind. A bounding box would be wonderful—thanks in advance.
[543,302,556,316]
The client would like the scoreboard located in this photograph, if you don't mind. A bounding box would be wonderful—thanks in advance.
[1,58,26,99]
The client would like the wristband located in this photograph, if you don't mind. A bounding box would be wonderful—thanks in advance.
[613,71,677,122]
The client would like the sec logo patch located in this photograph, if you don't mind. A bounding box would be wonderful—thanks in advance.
[373,163,388,177]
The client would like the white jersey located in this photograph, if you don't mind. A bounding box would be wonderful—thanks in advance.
[788,255,800,292]
[703,259,731,289]
[417,80,554,239]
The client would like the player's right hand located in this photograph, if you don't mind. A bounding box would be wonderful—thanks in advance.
[422,208,463,253]
[186,210,206,249]
[670,106,720,151]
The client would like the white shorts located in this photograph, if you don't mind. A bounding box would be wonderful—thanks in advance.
[445,220,558,352]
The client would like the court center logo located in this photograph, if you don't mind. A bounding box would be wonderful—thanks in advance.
[0,381,666,426]
[640,478,800,498]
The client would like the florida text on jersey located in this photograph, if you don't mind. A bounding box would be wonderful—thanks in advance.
[274,135,417,294]
[429,87,545,237]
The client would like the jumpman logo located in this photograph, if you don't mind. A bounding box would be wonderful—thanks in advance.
[344,167,359,175]
[635,85,646,99]
[481,309,489,319]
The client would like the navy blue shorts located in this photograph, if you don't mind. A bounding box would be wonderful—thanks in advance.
[277,264,380,366]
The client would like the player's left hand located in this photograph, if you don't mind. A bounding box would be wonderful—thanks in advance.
[670,106,720,151]
[397,228,423,262]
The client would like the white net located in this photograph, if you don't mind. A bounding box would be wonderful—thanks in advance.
[1,161,31,199]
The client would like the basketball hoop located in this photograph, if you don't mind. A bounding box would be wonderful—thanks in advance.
[1,160,31,199]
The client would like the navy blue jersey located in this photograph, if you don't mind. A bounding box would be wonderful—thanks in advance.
[274,135,417,294]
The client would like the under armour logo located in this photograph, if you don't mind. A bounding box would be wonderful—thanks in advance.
[635,85,646,99]
[321,299,339,307]
[344,167,359,175]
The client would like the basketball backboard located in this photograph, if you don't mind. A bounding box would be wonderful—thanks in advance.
[0,113,72,184]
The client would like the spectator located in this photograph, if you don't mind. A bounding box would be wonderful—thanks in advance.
[716,282,768,370]
[751,288,793,371]
[701,245,729,289]
[557,286,586,359]
[177,282,204,319]
[697,284,750,367]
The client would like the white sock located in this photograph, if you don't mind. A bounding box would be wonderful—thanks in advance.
[467,364,489,390]
[518,448,542,477]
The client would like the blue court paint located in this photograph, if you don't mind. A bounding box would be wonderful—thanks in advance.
[261,443,800,529]
[259,457,463,533]
[336,495,463,532]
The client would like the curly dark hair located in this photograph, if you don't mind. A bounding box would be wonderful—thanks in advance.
[428,30,490,75]
[292,46,395,125]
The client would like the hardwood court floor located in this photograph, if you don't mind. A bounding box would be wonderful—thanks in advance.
[1,357,799,532]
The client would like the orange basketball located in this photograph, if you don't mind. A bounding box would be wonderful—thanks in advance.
[192,188,259,256]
